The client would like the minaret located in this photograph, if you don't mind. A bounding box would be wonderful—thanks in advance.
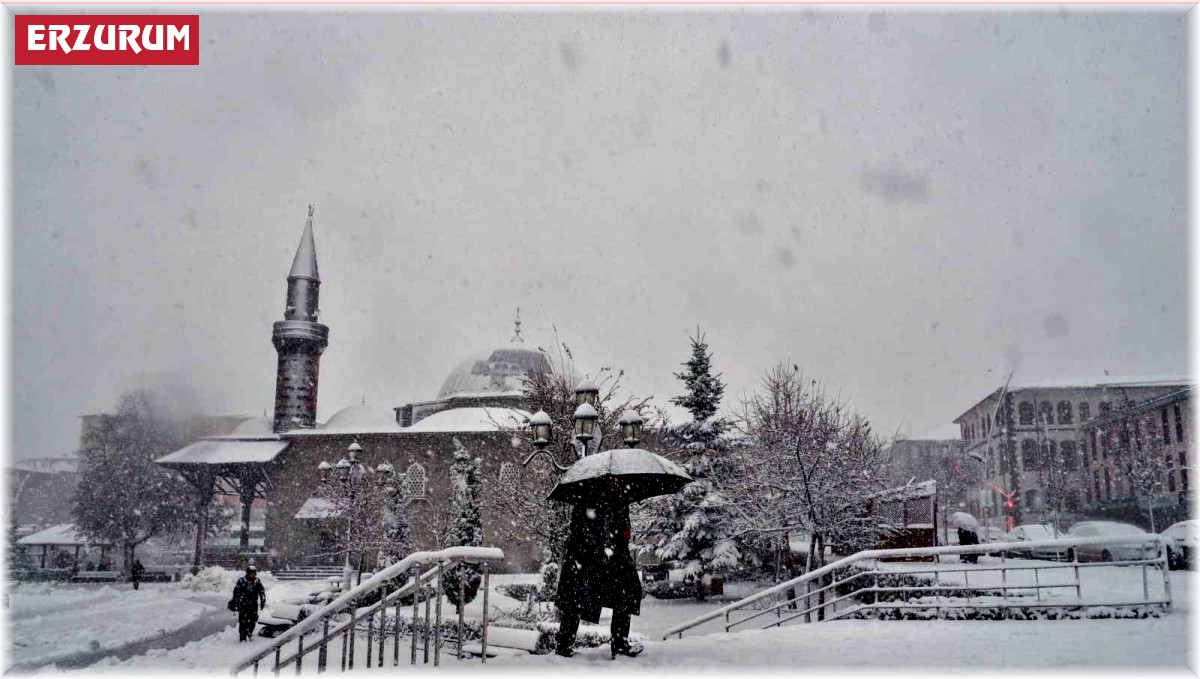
[272,205,329,433]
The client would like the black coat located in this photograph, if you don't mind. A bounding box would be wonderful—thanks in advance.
[232,576,266,614]
[130,562,145,580]
[555,501,642,623]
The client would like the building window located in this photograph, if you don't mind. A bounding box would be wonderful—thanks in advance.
[1025,489,1041,510]
[1079,402,1091,422]
[1093,471,1102,502]
[1039,401,1054,426]
[1019,402,1035,425]
[1022,439,1038,471]
[404,463,426,499]
[1057,401,1073,425]
[1099,402,1112,418]
[1085,485,1093,506]
[1040,440,1056,470]
[1100,430,1109,459]
[1169,470,1177,492]
[1180,451,1189,491]
[1162,408,1172,445]
[1174,404,1185,443]
[1065,490,1081,512]
[498,461,520,486]
[1104,468,1112,500]
[1061,440,1078,471]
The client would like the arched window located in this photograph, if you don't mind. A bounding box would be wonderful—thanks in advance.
[1039,401,1054,425]
[1019,402,1035,425]
[1098,401,1112,418]
[1060,440,1078,470]
[1103,468,1112,499]
[1079,402,1091,422]
[1041,440,1056,470]
[404,463,426,499]
[1022,439,1038,471]
[1057,401,1073,424]
[498,461,520,486]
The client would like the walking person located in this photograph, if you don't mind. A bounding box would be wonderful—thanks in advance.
[231,565,267,642]
[130,559,145,591]
[554,495,644,659]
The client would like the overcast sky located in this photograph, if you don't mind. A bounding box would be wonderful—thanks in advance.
[11,7,1189,458]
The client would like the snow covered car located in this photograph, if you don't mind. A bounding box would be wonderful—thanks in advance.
[1065,522,1157,563]
[1005,524,1068,560]
[1158,520,1197,569]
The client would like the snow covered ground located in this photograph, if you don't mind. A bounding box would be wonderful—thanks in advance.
[6,583,212,669]
[14,568,1194,673]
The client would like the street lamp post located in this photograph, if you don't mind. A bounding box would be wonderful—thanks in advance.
[318,441,366,591]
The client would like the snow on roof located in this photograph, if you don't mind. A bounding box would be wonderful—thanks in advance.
[230,417,275,437]
[302,404,405,435]
[404,407,531,433]
[17,524,104,546]
[293,497,339,520]
[156,438,289,465]
[437,344,549,400]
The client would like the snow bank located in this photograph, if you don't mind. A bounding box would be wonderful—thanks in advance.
[180,566,240,593]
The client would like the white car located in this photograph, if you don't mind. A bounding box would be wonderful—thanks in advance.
[1159,520,1197,570]
[1006,524,1068,560]
[1066,521,1157,563]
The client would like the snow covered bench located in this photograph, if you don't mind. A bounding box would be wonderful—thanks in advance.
[458,626,542,658]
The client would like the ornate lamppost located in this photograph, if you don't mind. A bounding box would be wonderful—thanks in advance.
[318,441,366,590]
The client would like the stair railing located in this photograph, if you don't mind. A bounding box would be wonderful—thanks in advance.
[231,546,504,676]
[663,534,1171,640]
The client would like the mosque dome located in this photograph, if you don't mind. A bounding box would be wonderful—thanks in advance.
[436,345,549,400]
[436,309,551,400]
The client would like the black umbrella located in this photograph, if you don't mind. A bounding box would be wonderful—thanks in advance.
[548,448,692,506]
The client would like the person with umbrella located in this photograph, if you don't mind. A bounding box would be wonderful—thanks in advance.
[523,406,691,660]
[949,511,982,564]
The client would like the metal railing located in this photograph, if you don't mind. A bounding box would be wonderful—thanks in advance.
[663,535,1171,640]
[230,546,504,676]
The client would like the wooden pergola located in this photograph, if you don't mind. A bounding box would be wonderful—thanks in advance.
[156,436,287,570]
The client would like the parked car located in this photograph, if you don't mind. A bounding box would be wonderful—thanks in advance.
[1158,520,1197,570]
[1066,521,1157,563]
[1005,524,1068,560]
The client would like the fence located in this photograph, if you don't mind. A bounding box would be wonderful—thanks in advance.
[663,534,1171,640]
[230,546,504,676]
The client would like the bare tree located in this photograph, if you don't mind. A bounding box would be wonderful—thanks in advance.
[1106,391,1176,532]
[721,364,889,571]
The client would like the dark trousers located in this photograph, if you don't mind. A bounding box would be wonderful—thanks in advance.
[556,610,631,651]
[132,578,140,591]
[238,610,259,641]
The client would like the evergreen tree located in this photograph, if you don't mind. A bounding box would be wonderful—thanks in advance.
[442,438,483,611]
[641,331,741,598]
[670,329,726,423]
[7,515,29,573]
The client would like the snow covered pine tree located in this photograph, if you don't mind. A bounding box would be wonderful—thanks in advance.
[643,329,742,599]
[441,438,483,612]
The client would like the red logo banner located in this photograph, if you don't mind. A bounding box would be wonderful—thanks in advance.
[15,15,199,66]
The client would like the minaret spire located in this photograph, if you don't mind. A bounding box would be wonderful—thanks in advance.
[288,204,320,281]
[272,205,330,433]
[511,306,524,344]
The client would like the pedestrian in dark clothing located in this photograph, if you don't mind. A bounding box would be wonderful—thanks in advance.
[957,527,981,564]
[130,560,145,590]
[232,566,267,642]
[554,498,644,659]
